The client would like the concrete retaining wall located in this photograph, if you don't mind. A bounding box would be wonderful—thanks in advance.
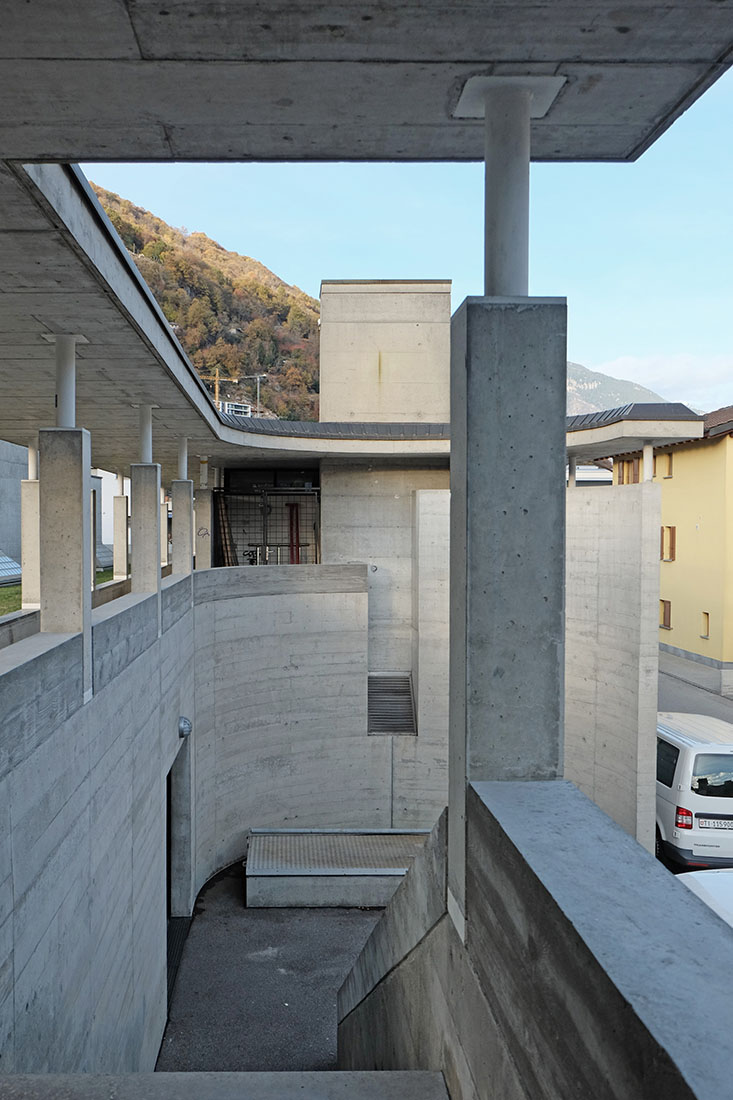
[338,781,733,1100]
[565,483,660,849]
[0,564,406,1073]
[0,578,194,1073]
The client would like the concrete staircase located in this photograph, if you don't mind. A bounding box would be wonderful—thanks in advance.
[1,1072,449,1098]
[245,829,428,907]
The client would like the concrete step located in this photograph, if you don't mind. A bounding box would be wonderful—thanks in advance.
[0,1071,449,1099]
[245,829,428,907]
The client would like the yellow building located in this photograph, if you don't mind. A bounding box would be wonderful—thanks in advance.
[615,406,733,693]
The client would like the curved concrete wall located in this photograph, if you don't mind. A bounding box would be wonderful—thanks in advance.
[0,564,392,1072]
[191,565,378,884]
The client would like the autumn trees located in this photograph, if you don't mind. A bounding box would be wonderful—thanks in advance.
[94,185,321,420]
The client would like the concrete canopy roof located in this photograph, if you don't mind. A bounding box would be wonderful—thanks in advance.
[1,2,732,163]
[566,403,705,461]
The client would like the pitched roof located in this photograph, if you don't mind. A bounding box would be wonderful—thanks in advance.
[704,406,733,436]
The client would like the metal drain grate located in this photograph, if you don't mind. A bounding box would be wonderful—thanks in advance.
[247,831,427,876]
[368,674,416,734]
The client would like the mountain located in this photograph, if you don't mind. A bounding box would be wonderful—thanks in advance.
[91,185,320,419]
[567,361,665,415]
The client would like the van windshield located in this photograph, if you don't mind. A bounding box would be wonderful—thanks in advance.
[692,754,733,797]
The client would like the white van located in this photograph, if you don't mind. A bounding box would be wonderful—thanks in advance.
[656,713,733,869]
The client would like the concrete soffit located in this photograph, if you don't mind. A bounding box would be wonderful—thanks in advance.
[0,3,732,162]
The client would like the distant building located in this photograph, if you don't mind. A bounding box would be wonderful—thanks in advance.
[617,406,733,695]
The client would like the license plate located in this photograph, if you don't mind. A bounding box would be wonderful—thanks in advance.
[699,819,733,829]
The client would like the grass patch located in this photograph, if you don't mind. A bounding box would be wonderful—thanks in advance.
[0,569,116,619]
[0,585,22,616]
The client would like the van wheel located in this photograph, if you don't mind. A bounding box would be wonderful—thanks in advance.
[655,828,662,860]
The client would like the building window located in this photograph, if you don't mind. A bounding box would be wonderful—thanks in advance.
[660,526,676,561]
[701,612,710,639]
[662,453,673,478]
[653,455,657,477]
[632,458,640,484]
[660,599,672,629]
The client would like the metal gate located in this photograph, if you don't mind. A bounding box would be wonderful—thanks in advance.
[213,488,320,566]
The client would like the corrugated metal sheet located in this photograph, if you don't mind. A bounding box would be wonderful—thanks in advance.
[566,402,701,432]
[218,413,450,440]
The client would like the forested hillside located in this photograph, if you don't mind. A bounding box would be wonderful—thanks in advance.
[92,185,320,419]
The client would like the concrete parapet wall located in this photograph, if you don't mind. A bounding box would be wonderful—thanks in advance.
[0,610,40,652]
[339,781,733,1100]
[565,484,660,849]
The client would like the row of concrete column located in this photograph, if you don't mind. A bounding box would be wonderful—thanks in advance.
[567,443,655,487]
[19,337,216,699]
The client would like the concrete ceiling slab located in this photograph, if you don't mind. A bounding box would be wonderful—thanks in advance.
[0,2,730,162]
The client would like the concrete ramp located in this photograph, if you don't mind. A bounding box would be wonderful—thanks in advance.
[245,830,428,907]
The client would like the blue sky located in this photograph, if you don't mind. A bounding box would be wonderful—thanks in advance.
[83,67,733,413]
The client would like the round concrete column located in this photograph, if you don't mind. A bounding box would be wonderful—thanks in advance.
[568,456,577,487]
[55,335,77,428]
[484,86,531,297]
[643,442,654,482]
[178,437,188,481]
[139,405,153,464]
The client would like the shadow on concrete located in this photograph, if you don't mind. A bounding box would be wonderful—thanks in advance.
[156,865,382,1072]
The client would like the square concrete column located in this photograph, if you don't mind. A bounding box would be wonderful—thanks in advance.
[448,297,567,932]
[194,488,213,569]
[160,497,169,567]
[130,463,161,596]
[171,479,194,575]
[20,479,40,609]
[113,495,128,580]
[38,427,92,697]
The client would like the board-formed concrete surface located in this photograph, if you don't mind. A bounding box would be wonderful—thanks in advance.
[1,3,731,161]
[319,282,451,423]
[1,563,439,1073]
[339,781,733,1100]
[157,866,382,1073]
[565,482,661,849]
[0,1072,448,1099]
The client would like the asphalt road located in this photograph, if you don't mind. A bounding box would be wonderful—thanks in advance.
[659,672,733,724]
